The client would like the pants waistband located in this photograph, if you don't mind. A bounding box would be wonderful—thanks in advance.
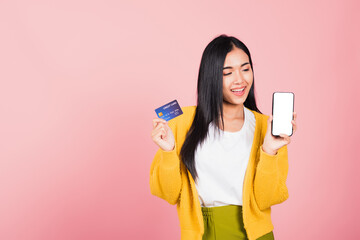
[201,205,243,217]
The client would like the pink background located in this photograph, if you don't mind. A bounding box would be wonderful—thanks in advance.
[1,0,359,239]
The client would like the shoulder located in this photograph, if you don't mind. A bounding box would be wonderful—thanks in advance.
[249,109,269,123]
[179,105,196,124]
[182,105,197,116]
[249,109,270,135]
[167,105,196,129]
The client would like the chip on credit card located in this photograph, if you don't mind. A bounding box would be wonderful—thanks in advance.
[155,99,183,121]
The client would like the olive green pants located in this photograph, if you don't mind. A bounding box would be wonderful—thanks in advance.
[201,205,274,240]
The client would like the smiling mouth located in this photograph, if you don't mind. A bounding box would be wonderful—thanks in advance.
[231,87,245,92]
[230,86,246,96]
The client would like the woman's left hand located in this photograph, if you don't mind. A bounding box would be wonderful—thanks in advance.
[262,112,297,155]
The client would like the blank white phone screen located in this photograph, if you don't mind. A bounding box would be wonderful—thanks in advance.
[272,92,294,136]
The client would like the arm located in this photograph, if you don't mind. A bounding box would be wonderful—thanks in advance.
[149,119,182,205]
[254,144,289,210]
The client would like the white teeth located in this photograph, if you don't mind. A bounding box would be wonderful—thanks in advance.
[231,87,245,92]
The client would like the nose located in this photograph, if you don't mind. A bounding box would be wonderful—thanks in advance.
[233,69,244,84]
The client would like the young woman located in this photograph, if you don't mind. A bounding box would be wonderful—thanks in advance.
[150,34,297,240]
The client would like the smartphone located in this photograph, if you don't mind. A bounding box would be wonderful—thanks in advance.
[271,92,295,137]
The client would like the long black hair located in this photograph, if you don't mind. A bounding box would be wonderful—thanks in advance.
[180,34,261,182]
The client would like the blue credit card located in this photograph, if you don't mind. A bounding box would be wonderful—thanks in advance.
[155,99,183,121]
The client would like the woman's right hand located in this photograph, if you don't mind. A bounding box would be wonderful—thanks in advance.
[151,118,175,151]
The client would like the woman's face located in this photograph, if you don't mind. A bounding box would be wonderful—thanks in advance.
[222,47,253,106]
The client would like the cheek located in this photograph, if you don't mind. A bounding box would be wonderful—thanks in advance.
[223,81,235,102]
[222,79,230,98]
[222,83,227,95]
[222,77,232,88]
[245,74,254,86]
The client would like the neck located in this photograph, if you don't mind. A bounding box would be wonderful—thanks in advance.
[222,101,245,121]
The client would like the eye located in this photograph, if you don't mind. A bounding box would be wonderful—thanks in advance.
[242,68,250,72]
[223,72,232,76]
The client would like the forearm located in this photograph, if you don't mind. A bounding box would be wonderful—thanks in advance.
[254,145,289,210]
[150,144,182,205]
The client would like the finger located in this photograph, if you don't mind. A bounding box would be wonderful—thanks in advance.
[293,112,297,121]
[153,118,167,128]
[153,118,166,122]
[153,118,167,127]
[151,123,167,138]
[152,128,167,140]
[153,123,166,133]
[153,118,167,124]
[153,123,166,132]
[292,120,297,133]
[279,134,288,138]
[279,134,291,144]
[279,133,289,140]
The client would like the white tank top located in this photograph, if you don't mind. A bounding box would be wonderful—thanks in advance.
[194,107,256,207]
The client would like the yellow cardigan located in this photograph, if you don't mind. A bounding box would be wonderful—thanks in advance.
[150,106,289,240]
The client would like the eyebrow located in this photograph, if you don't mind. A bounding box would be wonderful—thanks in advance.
[223,62,250,70]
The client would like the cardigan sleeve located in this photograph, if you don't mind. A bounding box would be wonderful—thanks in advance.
[254,145,289,210]
[149,118,182,205]
[253,115,290,211]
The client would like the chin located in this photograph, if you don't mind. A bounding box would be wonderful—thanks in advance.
[231,96,248,105]
[225,99,245,106]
